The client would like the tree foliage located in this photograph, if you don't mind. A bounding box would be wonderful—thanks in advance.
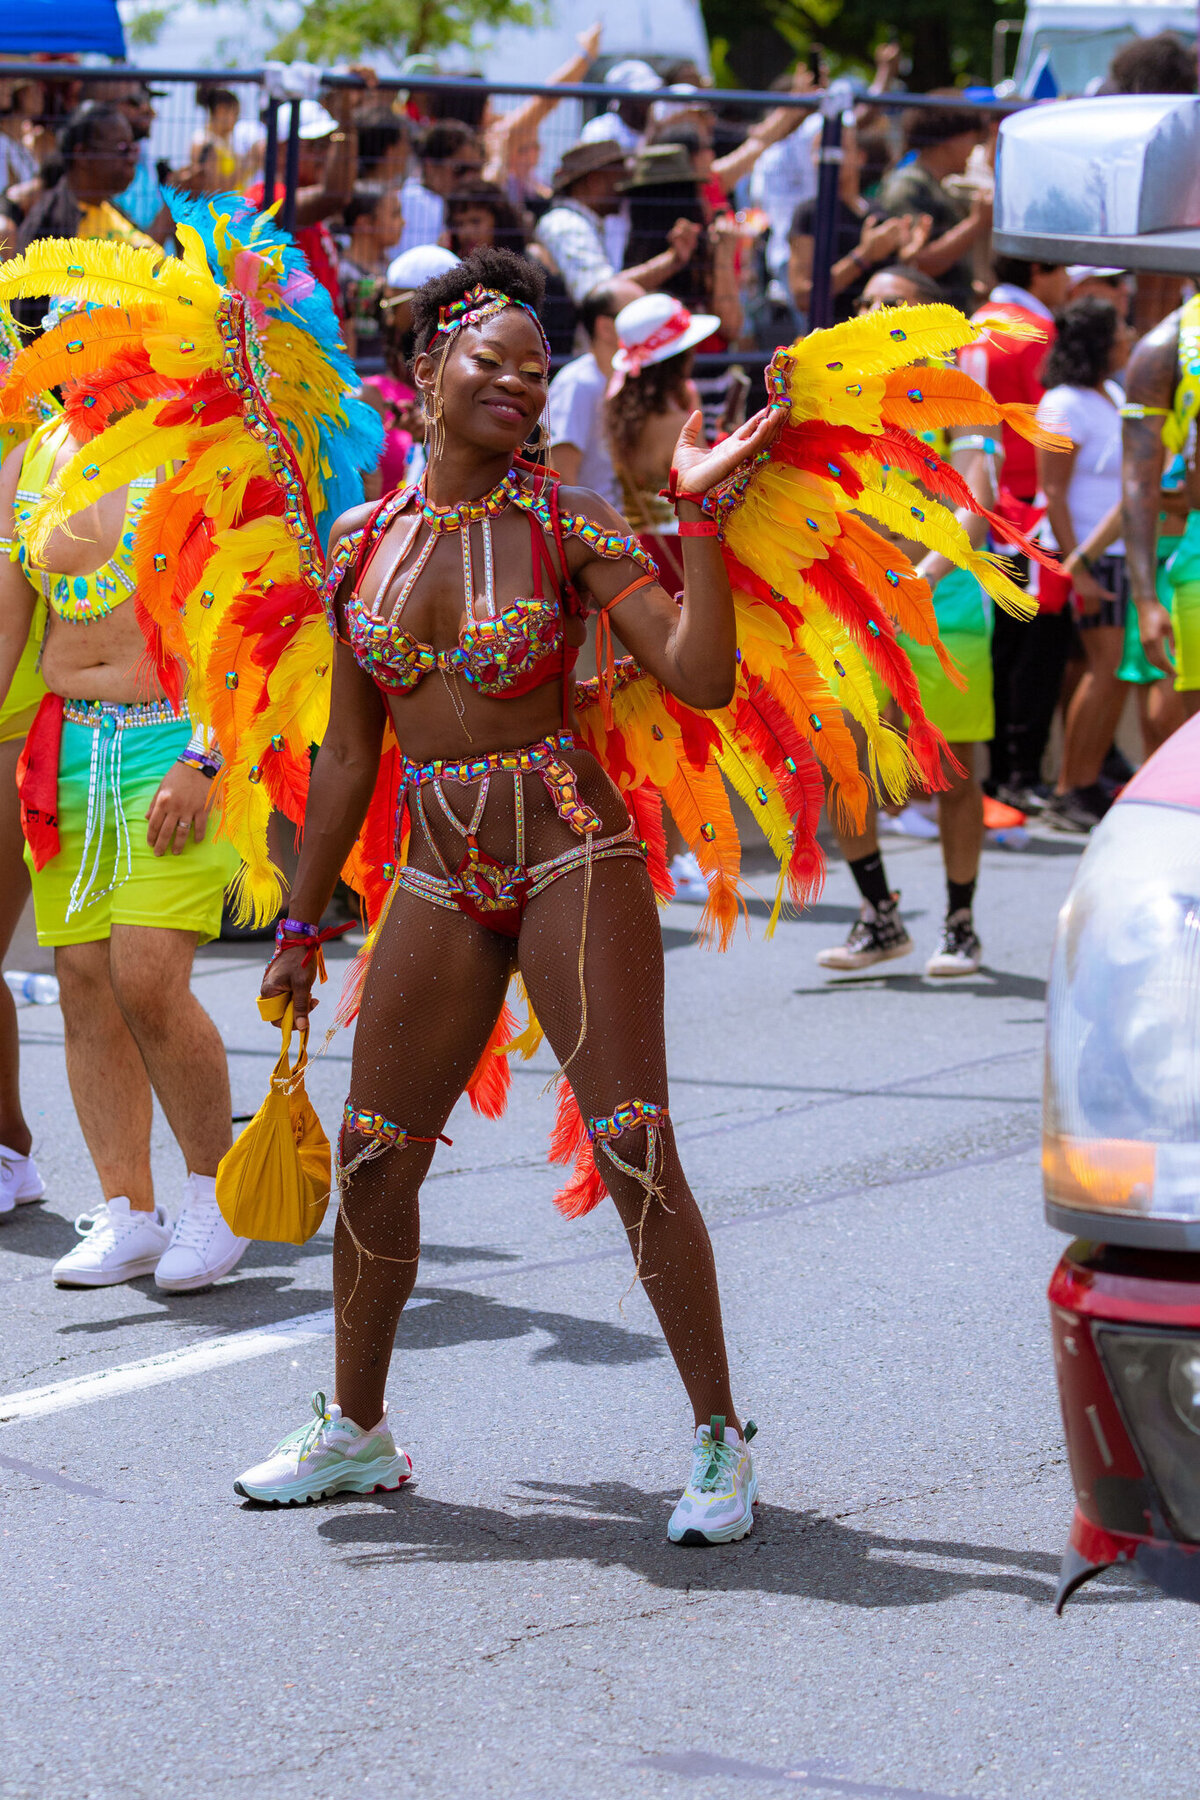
[124,0,538,61]
[270,0,537,63]
[700,0,1019,92]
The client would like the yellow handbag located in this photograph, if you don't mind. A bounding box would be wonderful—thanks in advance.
[216,993,331,1246]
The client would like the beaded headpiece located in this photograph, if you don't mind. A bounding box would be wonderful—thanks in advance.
[431,284,550,366]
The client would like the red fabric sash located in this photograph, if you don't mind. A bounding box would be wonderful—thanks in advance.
[16,693,63,869]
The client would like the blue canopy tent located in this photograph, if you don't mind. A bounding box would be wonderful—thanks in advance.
[0,0,126,57]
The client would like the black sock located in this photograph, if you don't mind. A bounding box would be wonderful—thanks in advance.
[848,851,891,911]
[947,877,976,917]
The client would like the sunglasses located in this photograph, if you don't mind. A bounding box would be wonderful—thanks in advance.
[450,160,484,178]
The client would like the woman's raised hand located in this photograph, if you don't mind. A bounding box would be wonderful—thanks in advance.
[671,405,785,498]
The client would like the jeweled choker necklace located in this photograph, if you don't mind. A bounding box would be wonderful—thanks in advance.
[419,470,521,535]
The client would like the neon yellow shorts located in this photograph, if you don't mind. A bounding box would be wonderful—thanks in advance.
[1162,512,1200,691]
[25,703,239,947]
[0,607,46,743]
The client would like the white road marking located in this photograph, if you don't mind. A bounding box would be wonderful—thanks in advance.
[0,1299,434,1425]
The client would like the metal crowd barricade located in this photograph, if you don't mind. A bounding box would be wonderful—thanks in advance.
[0,61,1031,349]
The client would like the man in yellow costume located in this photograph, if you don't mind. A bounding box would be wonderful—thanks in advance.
[0,400,248,1291]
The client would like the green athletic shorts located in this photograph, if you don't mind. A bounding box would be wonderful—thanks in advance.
[26,702,238,947]
[869,567,995,744]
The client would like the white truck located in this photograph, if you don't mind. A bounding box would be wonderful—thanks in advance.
[1004,0,1196,97]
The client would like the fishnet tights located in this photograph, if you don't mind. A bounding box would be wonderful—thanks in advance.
[336,802,736,1434]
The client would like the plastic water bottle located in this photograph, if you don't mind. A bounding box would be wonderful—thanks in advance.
[3,970,60,1006]
[988,825,1031,851]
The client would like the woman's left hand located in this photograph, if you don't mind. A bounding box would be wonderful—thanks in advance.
[672,405,785,498]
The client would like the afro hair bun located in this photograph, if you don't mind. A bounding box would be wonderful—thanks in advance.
[411,246,546,357]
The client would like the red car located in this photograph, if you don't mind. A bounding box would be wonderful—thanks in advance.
[1044,714,1200,1606]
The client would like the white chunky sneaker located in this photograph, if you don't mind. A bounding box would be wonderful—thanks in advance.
[155,1173,249,1293]
[0,1143,46,1216]
[669,851,711,903]
[52,1197,171,1287]
[668,1414,758,1546]
[234,1392,412,1506]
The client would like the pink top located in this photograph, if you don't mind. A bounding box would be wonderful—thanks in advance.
[364,373,415,495]
[1120,713,1200,812]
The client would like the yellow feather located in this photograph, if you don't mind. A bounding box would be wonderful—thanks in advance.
[850,458,1036,621]
[0,237,211,315]
[715,724,795,933]
[25,403,194,556]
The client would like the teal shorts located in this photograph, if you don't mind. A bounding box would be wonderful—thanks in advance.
[1163,512,1200,692]
[26,701,239,947]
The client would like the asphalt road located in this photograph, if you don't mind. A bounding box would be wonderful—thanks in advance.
[3,826,1197,1800]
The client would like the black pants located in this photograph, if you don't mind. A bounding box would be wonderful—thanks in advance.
[988,603,1079,792]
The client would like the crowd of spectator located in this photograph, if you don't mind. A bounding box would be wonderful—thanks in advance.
[0,28,1197,827]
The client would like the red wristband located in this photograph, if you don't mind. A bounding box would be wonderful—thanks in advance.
[678,520,720,537]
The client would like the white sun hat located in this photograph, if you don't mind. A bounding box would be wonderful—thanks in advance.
[610,292,720,384]
[604,59,663,92]
[385,244,460,294]
[296,99,338,141]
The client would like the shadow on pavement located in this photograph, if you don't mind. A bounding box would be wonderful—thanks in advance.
[53,1280,663,1368]
[317,1479,1149,1609]
[799,968,1047,1002]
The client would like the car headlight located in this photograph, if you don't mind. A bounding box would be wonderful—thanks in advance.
[1098,1327,1200,1538]
[1044,801,1200,1223]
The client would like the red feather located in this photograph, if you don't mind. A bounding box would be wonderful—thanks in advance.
[869,425,1062,574]
[770,420,870,496]
[626,782,673,901]
[466,1002,516,1119]
[735,684,826,902]
[549,1079,607,1218]
[259,741,311,828]
[61,353,176,439]
[800,559,960,790]
[662,690,722,769]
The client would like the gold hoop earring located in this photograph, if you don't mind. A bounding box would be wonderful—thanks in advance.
[530,418,551,463]
[422,387,445,467]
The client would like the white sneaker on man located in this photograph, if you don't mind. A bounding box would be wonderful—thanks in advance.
[155,1173,249,1293]
[669,851,710,903]
[668,1415,758,1545]
[0,1143,46,1215]
[52,1197,172,1286]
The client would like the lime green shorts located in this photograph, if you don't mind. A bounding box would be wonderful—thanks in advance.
[869,568,995,744]
[0,607,46,743]
[26,703,238,947]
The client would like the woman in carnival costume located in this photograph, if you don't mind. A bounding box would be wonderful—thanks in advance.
[0,220,1060,1539]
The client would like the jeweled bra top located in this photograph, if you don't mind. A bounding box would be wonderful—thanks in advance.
[325,468,660,702]
[5,420,154,623]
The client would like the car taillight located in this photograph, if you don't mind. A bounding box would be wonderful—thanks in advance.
[1044,801,1200,1225]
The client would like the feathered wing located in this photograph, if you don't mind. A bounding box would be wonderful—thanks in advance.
[0,191,382,921]
[576,301,1064,959]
